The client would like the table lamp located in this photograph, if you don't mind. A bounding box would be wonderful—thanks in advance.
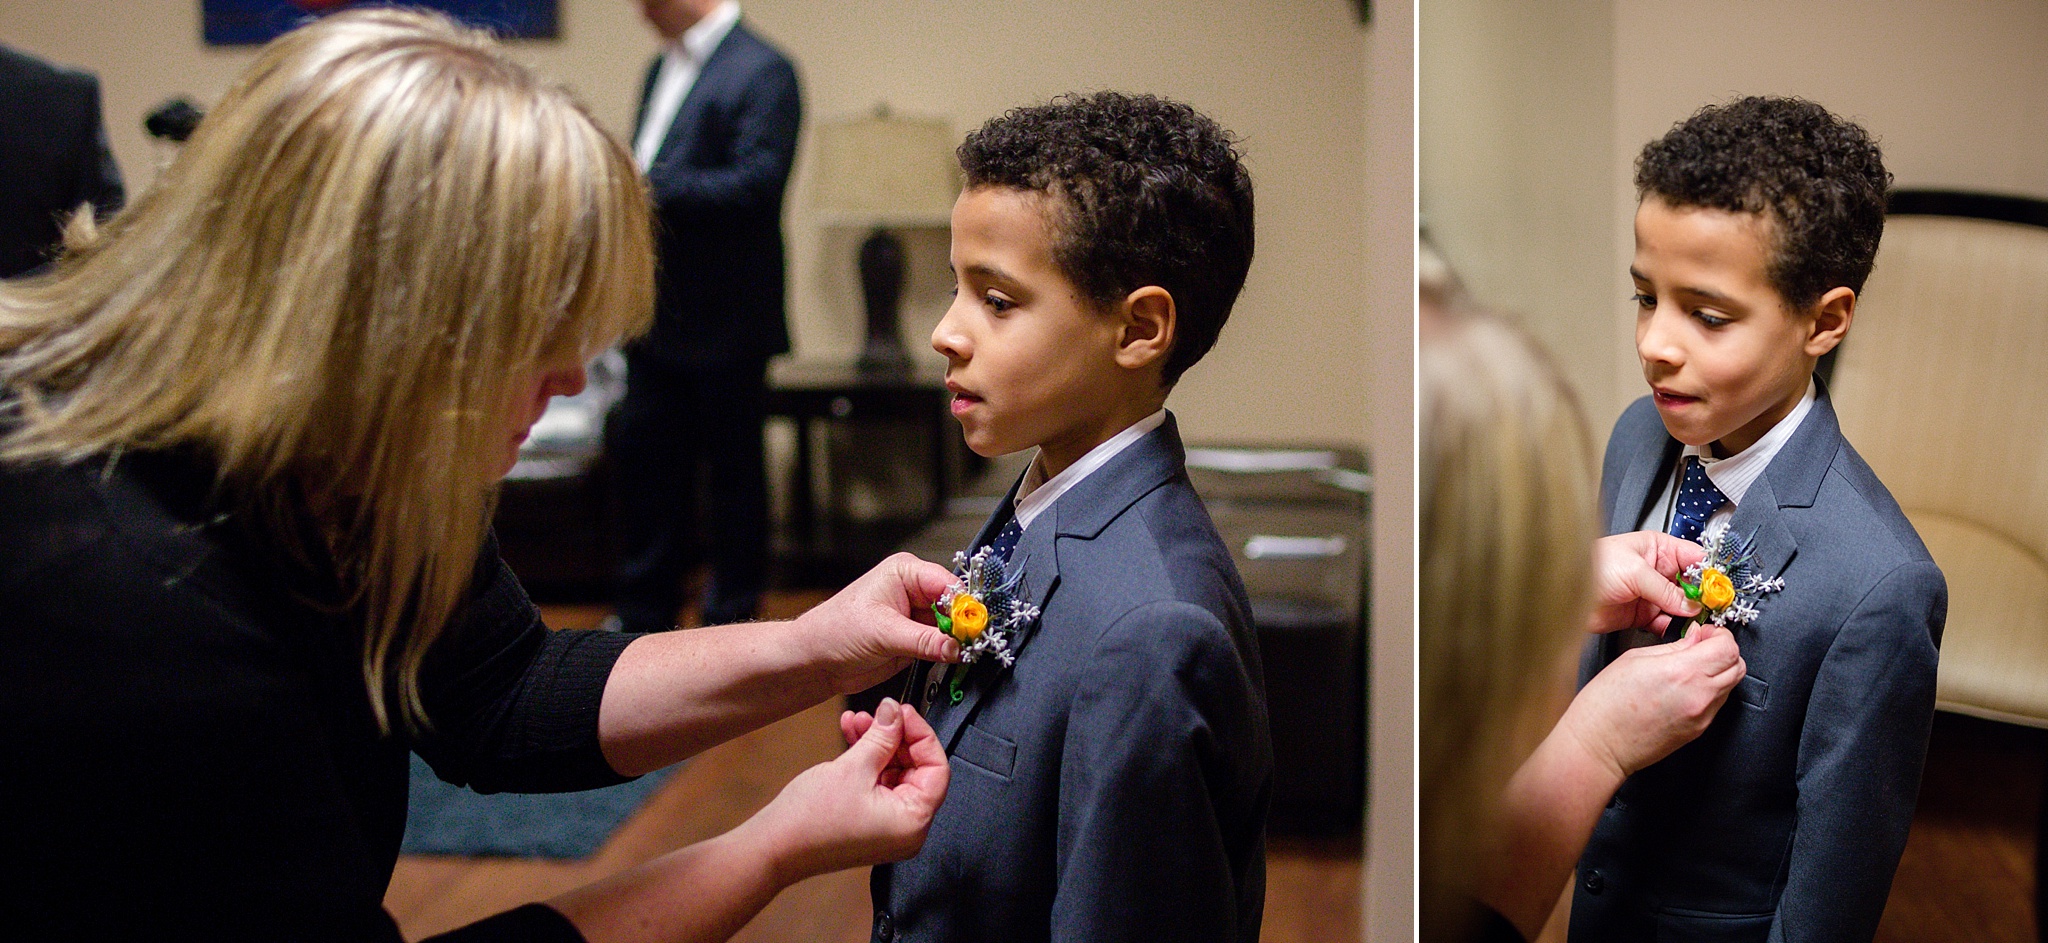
[808,106,960,372]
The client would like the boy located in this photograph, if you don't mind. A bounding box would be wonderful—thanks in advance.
[1574,96,1945,943]
[859,91,1271,943]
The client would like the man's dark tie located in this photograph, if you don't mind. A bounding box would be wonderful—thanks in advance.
[1669,456,1728,544]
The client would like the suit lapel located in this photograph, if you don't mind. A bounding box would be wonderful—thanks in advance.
[652,23,746,166]
[633,56,660,139]
[1725,476,1797,581]
[908,476,1022,713]
[1723,381,1840,583]
[931,514,1061,753]
[925,414,1185,753]
[1611,434,1682,535]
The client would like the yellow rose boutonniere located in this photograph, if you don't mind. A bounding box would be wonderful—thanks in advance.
[930,544,1041,704]
[1673,528,1785,636]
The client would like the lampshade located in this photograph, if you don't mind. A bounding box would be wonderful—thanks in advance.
[808,106,961,228]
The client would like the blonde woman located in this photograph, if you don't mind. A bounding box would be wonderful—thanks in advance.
[1420,279,1747,942]
[0,10,956,942]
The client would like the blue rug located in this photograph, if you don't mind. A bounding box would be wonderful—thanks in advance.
[400,753,676,859]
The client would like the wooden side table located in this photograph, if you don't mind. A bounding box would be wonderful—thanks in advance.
[766,357,956,548]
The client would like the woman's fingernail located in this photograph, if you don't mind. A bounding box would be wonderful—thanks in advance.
[876,698,900,726]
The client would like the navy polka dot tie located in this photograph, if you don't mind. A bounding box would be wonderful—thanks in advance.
[986,518,1024,565]
[1669,457,1728,544]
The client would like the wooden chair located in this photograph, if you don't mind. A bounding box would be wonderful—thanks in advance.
[1828,189,2048,932]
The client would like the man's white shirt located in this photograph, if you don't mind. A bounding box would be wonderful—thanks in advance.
[632,0,740,172]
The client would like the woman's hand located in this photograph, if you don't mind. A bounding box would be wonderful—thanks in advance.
[1485,623,1746,939]
[1587,531,1707,635]
[552,698,949,942]
[1560,622,1746,779]
[794,553,964,695]
[743,697,950,884]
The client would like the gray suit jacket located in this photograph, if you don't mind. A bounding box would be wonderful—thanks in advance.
[872,414,1272,943]
[1572,385,1945,943]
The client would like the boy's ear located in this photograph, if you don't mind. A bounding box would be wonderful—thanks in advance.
[1805,286,1855,357]
[1114,286,1176,371]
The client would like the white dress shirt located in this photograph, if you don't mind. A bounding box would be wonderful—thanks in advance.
[1012,409,1169,533]
[632,0,740,173]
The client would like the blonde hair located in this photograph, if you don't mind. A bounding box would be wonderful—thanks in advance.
[1418,284,1597,941]
[0,8,654,732]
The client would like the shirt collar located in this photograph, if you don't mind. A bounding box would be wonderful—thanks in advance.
[676,0,740,63]
[1683,378,1816,507]
[1012,409,1169,532]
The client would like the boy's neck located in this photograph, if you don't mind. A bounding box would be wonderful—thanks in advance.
[1710,374,1816,458]
[1018,408,1169,515]
[1032,397,1168,481]
[1703,377,1818,463]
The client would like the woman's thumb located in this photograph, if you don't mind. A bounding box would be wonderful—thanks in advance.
[846,697,905,769]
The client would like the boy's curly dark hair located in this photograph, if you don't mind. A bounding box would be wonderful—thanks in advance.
[1635,96,1891,310]
[958,91,1254,386]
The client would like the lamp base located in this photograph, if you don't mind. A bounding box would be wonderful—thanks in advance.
[858,226,913,375]
[858,337,913,373]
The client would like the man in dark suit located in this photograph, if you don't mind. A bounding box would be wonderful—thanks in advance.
[0,44,124,279]
[610,0,799,631]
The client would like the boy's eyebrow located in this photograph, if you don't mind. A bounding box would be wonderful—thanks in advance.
[960,262,1019,284]
[1628,266,1740,306]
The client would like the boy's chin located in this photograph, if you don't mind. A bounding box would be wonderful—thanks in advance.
[1652,410,1724,451]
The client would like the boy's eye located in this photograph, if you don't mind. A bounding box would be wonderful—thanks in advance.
[1629,292,1655,309]
[1691,309,1732,328]
[984,292,1014,313]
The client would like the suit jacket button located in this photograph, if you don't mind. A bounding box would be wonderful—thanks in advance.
[1582,869,1605,895]
[875,910,894,941]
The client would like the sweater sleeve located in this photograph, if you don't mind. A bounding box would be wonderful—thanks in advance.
[410,531,639,793]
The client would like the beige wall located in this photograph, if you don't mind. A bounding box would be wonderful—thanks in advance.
[0,0,1375,450]
[1425,0,2048,430]
[1419,0,1618,420]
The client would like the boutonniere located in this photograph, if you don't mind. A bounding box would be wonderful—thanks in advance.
[1677,528,1784,628]
[931,546,1040,704]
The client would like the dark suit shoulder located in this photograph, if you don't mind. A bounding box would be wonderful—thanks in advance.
[1812,438,1936,565]
[0,43,96,95]
[1058,475,1248,627]
[716,21,797,76]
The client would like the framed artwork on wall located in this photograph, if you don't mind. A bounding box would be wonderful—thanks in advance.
[202,0,558,46]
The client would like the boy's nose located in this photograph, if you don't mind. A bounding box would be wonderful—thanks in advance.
[1637,309,1685,367]
[931,305,970,360]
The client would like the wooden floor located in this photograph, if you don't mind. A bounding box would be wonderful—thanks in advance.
[1877,712,2040,942]
[384,593,1363,942]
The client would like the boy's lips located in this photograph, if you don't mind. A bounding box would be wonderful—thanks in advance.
[946,382,982,416]
[1652,387,1701,408]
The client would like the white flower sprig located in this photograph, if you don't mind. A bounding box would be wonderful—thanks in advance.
[933,545,1039,668]
[1679,528,1784,628]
